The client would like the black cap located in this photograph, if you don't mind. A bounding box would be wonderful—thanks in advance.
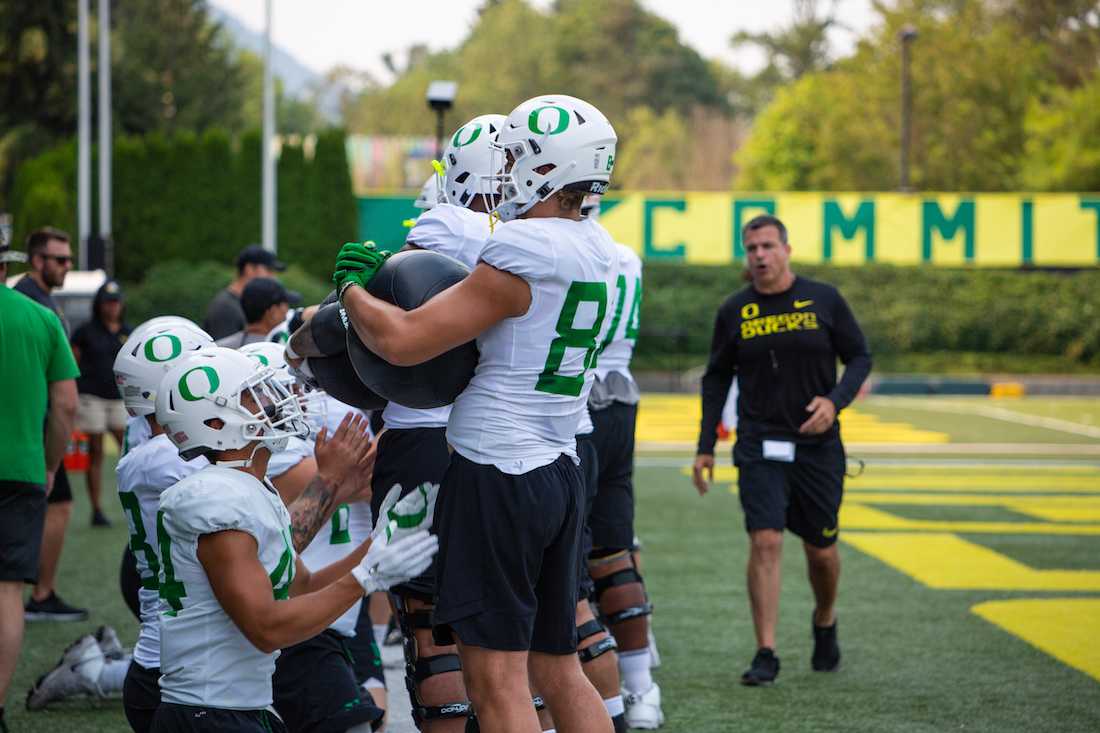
[97,279,124,301]
[236,245,286,273]
[241,277,301,323]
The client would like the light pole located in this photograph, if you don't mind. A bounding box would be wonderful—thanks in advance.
[426,81,457,161]
[261,0,276,253]
[899,24,917,192]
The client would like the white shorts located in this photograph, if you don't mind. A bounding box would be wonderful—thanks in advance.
[76,394,128,434]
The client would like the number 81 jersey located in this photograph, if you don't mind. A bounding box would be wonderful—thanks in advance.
[156,465,296,709]
[448,216,620,475]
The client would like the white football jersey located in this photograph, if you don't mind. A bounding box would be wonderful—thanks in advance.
[382,203,491,429]
[311,394,368,438]
[157,466,295,709]
[577,406,593,437]
[266,436,313,480]
[448,216,620,474]
[123,415,153,455]
[593,243,642,382]
[116,433,207,670]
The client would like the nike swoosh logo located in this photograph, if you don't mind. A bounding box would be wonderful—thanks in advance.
[822,526,838,538]
[794,299,814,309]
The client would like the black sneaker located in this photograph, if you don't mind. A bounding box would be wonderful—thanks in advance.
[740,647,780,686]
[91,509,112,527]
[24,592,89,622]
[812,616,841,671]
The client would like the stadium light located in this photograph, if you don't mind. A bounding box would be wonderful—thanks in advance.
[899,24,918,192]
[426,80,457,160]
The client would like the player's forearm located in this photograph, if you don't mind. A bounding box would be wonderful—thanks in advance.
[288,474,342,552]
[298,538,373,595]
[343,286,431,366]
[45,382,78,471]
[255,575,364,652]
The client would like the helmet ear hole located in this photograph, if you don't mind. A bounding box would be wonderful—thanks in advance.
[203,417,226,431]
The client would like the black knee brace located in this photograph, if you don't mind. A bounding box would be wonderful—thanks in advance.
[394,589,472,727]
[577,619,617,664]
[592,562,653,626]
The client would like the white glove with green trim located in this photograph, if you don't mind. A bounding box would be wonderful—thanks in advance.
[352,530,438,595]
[372,482,439,544]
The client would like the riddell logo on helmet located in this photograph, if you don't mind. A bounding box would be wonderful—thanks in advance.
[588,181,610,194]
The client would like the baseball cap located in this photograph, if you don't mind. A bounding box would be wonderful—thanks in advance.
[241,277,301,323]
[97,279,124,301]
[0,243,27,264]
[236,244,286,272]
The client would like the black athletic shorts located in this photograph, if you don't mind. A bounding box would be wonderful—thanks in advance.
[576,434,599,599]
[47,463,72,504]
[0,482,47,583]
[123,661,161,733]
[348,599,386,689]
[370,426,451,597]
[733,435,846,548]
[151,703,286,733]
[272,629,383,733]
[432,452,584,654]
[588,402,638,551]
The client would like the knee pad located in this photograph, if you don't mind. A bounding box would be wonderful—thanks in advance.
[591,556,652,627]
[577,619,617,664]
[393,589,472,726]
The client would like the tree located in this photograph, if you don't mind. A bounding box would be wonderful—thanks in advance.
[1022,73,1100,191]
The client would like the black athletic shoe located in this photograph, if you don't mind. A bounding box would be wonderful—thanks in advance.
[812,616,841,671]
[91,509,112,527]
[740,647,780,686]
[24,592,89,622]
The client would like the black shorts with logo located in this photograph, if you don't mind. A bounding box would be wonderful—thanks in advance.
[588,402,638,551]
[123,661,161,733]
[432,452,583,654]
[272,629,384,733]
[370,426,452,598]
[0,481,47,583]
[151,703,287,733]
[348,600,386,689]
[733,435,846,548]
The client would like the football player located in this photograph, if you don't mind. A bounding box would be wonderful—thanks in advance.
[330,94,620,733]
[149,347,437,732]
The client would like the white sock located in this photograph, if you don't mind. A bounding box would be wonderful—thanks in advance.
[347,723,373,733]
[604,695,625,717]
[619,649,653,695]
[97,658,131,693]
[373,623,388,647]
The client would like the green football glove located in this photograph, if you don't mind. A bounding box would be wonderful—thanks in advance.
[332,241,390,299]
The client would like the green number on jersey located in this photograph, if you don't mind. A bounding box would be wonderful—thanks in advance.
[330,504,351,545]
[156,510,187,615]
[269,527,295,600]
[595,274,628,359]
[624,276,642,340]
[536,281,608,397]
[120,491,160,590]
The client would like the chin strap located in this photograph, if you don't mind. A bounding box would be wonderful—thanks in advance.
[214,442,266,469]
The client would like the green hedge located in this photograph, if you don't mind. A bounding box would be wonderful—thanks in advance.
[637,264,1100,370]
[10,129,357,284]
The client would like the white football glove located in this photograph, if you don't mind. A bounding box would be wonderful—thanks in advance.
[351,530,438,595]
[372,482,439,544]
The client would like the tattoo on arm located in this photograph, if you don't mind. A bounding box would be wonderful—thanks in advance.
[289,321,324,358]
[288,475,338,552]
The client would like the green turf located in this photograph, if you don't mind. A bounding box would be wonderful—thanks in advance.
[7,455,1100,732]
[864,503,1036,524]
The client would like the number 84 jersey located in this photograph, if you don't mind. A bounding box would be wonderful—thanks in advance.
[157,465,296,709]
[448,216,620,475]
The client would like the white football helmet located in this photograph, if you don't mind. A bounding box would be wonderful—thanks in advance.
[128,315,202,345]
[114,321,215,417]
[413,173,442,211]
[239,341,326,427]
[155,347,309,463]
[487,95,617,221]
[441,113,506,208]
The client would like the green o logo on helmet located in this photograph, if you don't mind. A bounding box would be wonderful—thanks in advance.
[144,334,183,363]
[251,354,270,366]
[451,123,483,148]
[527,105,570,135]
[178,366,221,402]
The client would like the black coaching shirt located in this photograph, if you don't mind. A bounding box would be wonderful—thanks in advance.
[697,276,872,454]
[71,319,132,399]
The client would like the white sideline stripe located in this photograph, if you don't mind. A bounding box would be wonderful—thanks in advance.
[634,455,1100,469]
[874,398,1100,439]
[637,441,1100,455]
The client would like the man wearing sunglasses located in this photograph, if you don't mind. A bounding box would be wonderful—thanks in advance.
[13,227,89,624]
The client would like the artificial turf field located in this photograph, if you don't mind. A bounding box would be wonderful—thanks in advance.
[8,396,1100,732]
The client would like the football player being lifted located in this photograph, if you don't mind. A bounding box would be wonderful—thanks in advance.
[149,347,437,733]
[330,94,621,733]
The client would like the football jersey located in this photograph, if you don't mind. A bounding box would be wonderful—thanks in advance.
[266,436,313,480]
[448,216,620,474]
[593,243,642,383]
[577,406,594,437]
[157,466,296,709]
[116,433,207,670]
[382,203,491,430]
[123,414,153,455]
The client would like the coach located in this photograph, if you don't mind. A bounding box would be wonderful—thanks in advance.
[0,241,79,729]
[692,214,871,686]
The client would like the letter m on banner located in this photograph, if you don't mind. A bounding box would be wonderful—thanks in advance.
[922,199,975,263]
[823,199,875,262]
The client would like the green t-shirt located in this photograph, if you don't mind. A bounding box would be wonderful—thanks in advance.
[0,284,81,484]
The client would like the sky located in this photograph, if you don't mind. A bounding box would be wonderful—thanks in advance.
[206,0,878,82]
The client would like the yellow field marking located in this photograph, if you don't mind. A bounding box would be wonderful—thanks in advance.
[840,532,1100,589]
[834,492,1100,522]
[682,465,1100,493]
[839,503,1100,535]
[972,599,1100,682]
[636,394,949,445]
